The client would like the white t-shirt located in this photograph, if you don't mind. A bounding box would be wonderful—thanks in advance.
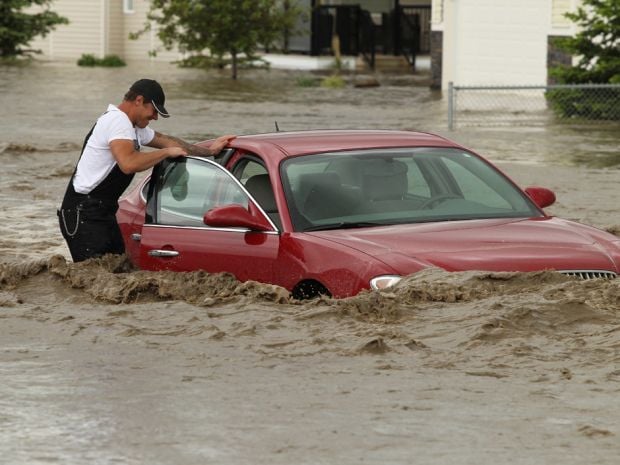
[73,104,155,194]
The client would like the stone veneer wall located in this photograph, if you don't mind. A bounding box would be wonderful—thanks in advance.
[430,30,443,89]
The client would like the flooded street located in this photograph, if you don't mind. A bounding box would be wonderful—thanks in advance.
[1,61,620,464]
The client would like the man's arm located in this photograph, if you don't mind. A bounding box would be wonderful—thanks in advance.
[109,139,186,174]
[148,132,236,157]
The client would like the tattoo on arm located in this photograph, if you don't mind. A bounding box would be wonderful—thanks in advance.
[154,132,214,156]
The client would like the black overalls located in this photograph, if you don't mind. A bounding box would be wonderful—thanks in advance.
[58,123,136,262]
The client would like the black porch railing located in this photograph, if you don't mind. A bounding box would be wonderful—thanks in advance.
[398,6,422,69]
[311,5,375,69]
[359,10,376,70]
[310,4,430,72]
[400,5,431,54]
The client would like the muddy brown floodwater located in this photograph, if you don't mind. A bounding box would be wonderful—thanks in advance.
[1,61,620,465]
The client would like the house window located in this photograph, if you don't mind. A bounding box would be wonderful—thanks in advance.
[124,0,134,14]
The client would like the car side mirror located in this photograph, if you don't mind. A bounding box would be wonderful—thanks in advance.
[203,203,272,231]
[524,186,556,209]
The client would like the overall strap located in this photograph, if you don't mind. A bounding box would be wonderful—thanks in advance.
[61,112,110,209]
[71,110,109,179]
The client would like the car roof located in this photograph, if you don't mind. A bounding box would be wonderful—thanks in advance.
[227,130,462,159]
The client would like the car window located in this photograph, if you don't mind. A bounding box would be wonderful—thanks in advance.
[280,148,540,231]
[237,159,268,184]
[401,158,431,197]
[156,158,249,226]
[233,158,281,230]
[441,157,512,209]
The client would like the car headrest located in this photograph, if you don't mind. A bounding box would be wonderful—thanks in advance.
[298,172,342,200]
[297,172,346,220]
[245,174,277,212]
[325,157,362,186]
[361,159,408,201]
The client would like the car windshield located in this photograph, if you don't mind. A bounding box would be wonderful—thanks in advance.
[280,148,541,232]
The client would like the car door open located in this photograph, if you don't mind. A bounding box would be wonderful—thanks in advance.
[138,157,279,282]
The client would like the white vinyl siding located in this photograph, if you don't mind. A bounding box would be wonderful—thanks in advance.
[443,0,550,88]
[27,0,180,62]
[50,0,102,59]
[431,0,444,25]
[122,0,180,62]
[27,0,101,59]
[108,0,124,56]
[551,0,572,28]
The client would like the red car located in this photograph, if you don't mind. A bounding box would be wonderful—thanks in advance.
[117,130,619,298]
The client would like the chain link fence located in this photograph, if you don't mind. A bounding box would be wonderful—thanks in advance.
[447,83,620,129]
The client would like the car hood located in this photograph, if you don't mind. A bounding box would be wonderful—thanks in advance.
[306,217,619,273]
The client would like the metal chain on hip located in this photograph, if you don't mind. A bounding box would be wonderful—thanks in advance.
[61,208,80,238]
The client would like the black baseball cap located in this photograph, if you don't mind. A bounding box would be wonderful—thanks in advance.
[129,78,170,118]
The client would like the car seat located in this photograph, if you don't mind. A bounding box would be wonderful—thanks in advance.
[244,174,281,230]
[361,159,408,201]
[298,172,362,221]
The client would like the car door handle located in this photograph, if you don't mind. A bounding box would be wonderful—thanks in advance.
[148,249,180,257]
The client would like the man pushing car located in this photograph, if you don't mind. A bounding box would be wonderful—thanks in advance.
[58,78,235,262]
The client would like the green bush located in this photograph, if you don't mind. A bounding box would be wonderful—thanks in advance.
[77,53,126,67]
[77,53,98,66]
[296,75,320,87]
[321,75,346,88]
[546,0,620,120]
[99,55,126,67]
[1,0,68,58]
[546,87,620,121]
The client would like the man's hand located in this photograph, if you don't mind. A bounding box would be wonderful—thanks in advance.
[149,131,235,157]
[166,146,187,158]
[208,135,236,154]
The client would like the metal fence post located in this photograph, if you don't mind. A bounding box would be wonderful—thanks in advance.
[448,81,455,130]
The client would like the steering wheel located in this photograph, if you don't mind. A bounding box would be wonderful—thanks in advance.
[420,194,461,209]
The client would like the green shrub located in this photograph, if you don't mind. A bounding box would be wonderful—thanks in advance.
[296,75,320,87]
[546,87,620,121]
[546,0,620,120]
[77,53,126,67]
[321,75,346,88]
[99,55,126,67]
[77,53,98,66]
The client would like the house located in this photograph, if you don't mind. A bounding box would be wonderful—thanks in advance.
[29,0,432,69]
[430,0,579,89]
[29,0,578,89]
[28,0,180,62]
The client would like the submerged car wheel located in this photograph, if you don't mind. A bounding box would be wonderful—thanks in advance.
[292,280,331,300]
